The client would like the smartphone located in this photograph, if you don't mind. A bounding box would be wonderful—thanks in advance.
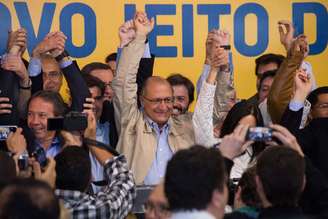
[0,126,17,141]
[247,127,273,142]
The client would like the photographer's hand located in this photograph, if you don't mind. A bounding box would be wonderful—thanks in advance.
[269,124,304,157]
[219,124,251,160]
[0,97,12,114]
[6,127,27,156]
[85,112,113,165]
[33,157,56,189]
[61,130,83,147]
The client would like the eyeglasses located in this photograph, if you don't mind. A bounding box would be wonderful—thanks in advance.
[143,96,174,105]
[143,201,169,216]
[44,71,61,80]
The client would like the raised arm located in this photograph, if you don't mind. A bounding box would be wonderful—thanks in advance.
[268,21,308,123]
[212,30,236,124]
[112,12,154,131]
[193,30,230,147]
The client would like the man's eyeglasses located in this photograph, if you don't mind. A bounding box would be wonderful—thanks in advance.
[44,71,61,80]
[143,96,174,105]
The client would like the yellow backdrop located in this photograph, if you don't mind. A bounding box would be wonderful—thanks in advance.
[2,0,327,104]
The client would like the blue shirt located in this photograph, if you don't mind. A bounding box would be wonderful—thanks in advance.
[144,118,173,185]
[28,57,73,77]
[90,121,110,192]
[35,136,62,158]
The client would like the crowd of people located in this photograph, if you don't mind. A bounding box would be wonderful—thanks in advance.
[0,10,327,219]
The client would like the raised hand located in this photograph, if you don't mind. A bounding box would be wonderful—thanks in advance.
[32,31,67,58]
[119,19,136,48]
[33,157,56,189]
[61,130,83,147]
[205,30,216,65]
[1,54,29,84]
[278,20,295,51]
[290,35,309,58]
[269,124,304,157]
[215,29,230,46]
[219,124,251,160]
[7,28,27,56]
[84,110,96,140]
[134,11,155,37]
[6,128,27,156]
[293,68,312,102]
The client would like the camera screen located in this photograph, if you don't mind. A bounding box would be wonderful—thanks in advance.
[0,126,17,141]
[248,127,272,142]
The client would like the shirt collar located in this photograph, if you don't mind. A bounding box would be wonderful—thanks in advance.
[171,210,215,219]
[144,115,170,133]
[35,136,61,150]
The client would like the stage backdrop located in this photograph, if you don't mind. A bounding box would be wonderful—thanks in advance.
[1,0,327,104]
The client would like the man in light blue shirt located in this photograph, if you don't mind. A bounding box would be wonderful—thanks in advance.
[83,74,112,192]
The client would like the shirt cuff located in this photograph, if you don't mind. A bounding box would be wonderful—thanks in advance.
[289,100,304,111]
[143,42,151,58]
[28,57,42,77]
[59,59,73,69]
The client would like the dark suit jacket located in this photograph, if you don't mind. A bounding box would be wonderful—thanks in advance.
[0,67,20,125]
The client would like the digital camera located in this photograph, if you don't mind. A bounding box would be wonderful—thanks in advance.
[48,111,87,131]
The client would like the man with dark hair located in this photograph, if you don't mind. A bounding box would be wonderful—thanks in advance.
[225,167,261,219]
[247,53,285,105]
[82,62,114,101]
[82,64,119,148]
[165,146,227,219]
[256,146,305,210]
[105,52,117,73]
[0,178,60,219]
[167,73,195,116]
[307,86,328,120]
[164,124,250,219]
[258,70,277,104]
[55,146,91,192]
[55,143,135,218]
[26,90,67,154]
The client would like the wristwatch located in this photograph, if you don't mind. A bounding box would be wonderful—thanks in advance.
[19,78,32,90]
[55,50,70,62]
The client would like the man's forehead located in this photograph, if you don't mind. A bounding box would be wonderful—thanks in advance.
[145,80,172,96]
[41,58,60,71]
[29,98,54,112]
[90,69,113,80]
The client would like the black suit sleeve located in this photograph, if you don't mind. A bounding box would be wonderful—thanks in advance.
[61,61,90,111]
[280,106,303,137]
[30,74,43,95]
[136,55,155,107]
[0,67,19,125]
